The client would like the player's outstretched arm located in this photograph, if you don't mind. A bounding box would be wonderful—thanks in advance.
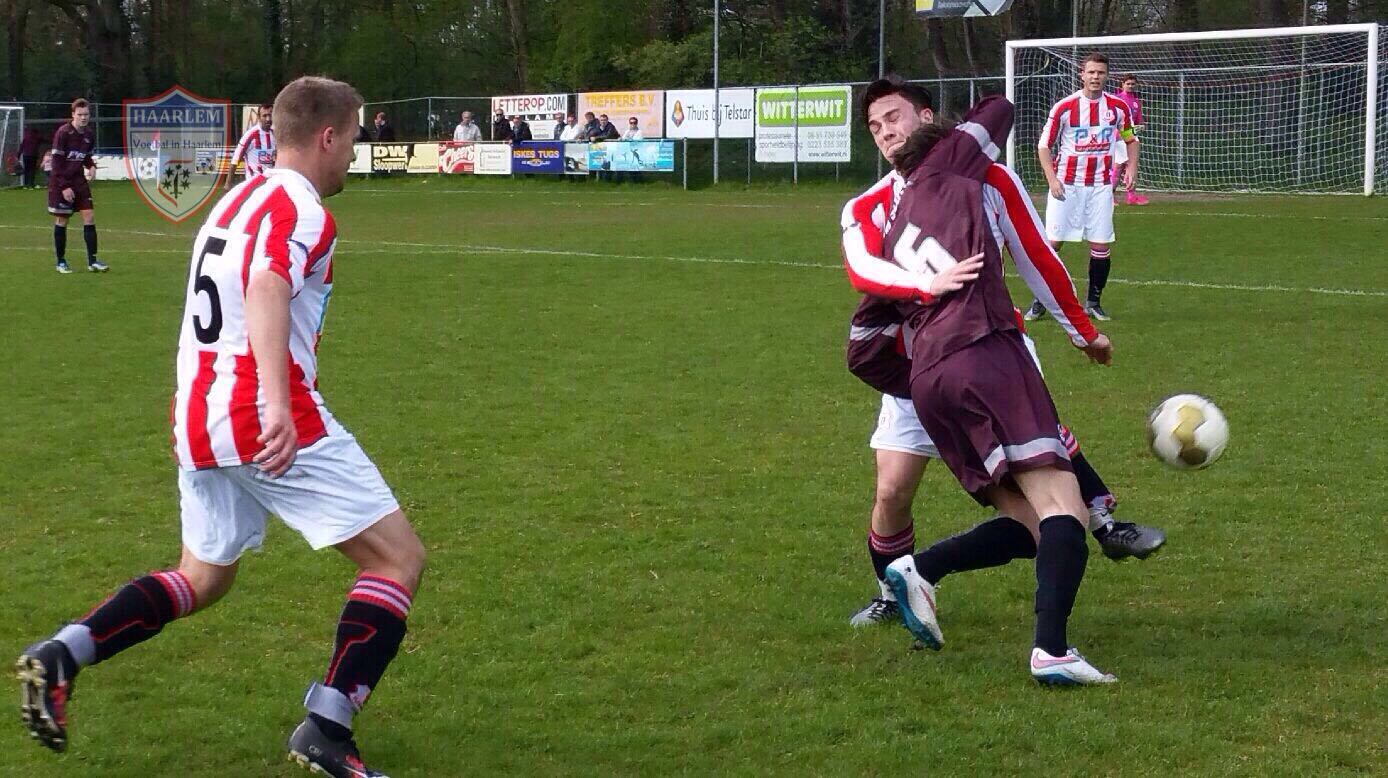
[245,271,298,476]
[984,163,1104,357]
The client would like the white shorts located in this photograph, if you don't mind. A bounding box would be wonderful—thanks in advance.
[869,334,1043,458]
[1045,183,1115,243]
[178,420,399,565]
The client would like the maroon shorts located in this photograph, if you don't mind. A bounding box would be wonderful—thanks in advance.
[48,180,93,215]
[911,330,1071,502]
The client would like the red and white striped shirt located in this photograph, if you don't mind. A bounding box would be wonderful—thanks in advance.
[172,168,338,470]
[1038,91,1133,186]
[230,125,275,179]
[841,167,1095,347]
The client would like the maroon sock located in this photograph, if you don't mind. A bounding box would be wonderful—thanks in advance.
[868,524,915,583]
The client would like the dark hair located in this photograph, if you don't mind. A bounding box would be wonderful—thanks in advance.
[891,119,956,175]
[861,75,933,130]
[260,102,274,111]
[1082,52,1109,67]
[1120,73,1137,83]
[70,98,89,113]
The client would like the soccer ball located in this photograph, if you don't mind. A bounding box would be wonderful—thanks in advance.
[1146,394,1229,470]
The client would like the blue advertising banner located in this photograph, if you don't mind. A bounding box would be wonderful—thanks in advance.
[587,141,675,172]
[511,141,565,174]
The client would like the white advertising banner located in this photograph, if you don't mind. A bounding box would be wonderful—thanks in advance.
[492,94,569,140]
[474,142,513,175]
[754,85,852,163]
[664,89,755,139]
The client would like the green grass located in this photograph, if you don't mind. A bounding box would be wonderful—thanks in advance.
[1,177,1386,776]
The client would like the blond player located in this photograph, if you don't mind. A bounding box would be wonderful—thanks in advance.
[1025,53,1138,322]
[17,77,423,778]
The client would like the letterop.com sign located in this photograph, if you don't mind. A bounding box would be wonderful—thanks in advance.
[492,94,569,140]
[664,89,755,139]
[754,85,852,164]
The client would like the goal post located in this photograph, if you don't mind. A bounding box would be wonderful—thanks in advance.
[0,105,24,189]
[1005,24,1382,196]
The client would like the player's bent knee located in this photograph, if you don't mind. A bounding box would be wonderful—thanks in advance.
[176,554,239,612]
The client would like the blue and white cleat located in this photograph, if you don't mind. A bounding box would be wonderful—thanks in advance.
[1029,647,1117,686]
[882,556,943,650]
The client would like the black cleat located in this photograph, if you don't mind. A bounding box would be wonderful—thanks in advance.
[1096,521,1166,561]
[1023,299,1047,321]
[1084,303,1111,321]
[287,717,388,778]
[16,640,77,753]
[849,596,900,627]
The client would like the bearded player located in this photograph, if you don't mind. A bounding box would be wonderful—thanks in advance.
[226,102,276,187]
[1025,53,1138,322]
[17,77,424,778]
[842,77,1164,630]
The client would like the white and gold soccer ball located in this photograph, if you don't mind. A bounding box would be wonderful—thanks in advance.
[1147,394,1229,470]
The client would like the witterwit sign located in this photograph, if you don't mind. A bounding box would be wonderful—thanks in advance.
[665,89,755,139]
[754,85,851,163]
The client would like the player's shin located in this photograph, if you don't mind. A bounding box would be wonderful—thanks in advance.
[1069,451,1116,532]
[307,574,413,740]
[83,224,98,262]
[56,571,197,669]
[1033,515,1088,657]
[1086,247,1111,305]
[53,224,66,262]
[913,516,1037,585]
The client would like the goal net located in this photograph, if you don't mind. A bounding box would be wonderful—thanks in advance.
[0,106,24,188]
[1006,24,1381,195]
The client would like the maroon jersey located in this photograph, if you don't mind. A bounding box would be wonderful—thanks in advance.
[885,165,1018,372]
[49,123,96,190]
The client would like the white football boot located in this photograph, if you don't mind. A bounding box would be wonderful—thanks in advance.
[1029,647,1117,686]
[882,556,943,650]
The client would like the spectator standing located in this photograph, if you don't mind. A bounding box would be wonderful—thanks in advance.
[621,117,643,140]
[19,123,43,188]
[373,112,395,142]
[579,112,600,140]
[492,110,512,142]
[558,115,582,142]
[509,116,533,144]
[453,111,481,142]
[594,114,620,140]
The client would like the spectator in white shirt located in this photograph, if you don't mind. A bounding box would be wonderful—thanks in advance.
[621,116,643,140]
[452,111,481,142]
[558,114,582,142]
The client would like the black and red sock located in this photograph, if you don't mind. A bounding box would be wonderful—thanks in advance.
[56,571,196,668]
[1087,247,1111,304]
[868,524,914,584]
[307,574,413,739]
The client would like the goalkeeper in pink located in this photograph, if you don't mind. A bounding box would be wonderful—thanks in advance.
[1113,74,1148,206]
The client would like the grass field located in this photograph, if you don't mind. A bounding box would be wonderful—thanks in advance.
[1,176,1386,776]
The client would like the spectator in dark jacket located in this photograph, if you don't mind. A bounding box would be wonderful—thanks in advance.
[509,116,533,144]
[579,112,600,140]
[19,124,43,188]
[594,114,620,140]
[373,112,396,142]
[492,110,513,142]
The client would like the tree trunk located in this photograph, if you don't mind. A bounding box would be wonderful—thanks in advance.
[926,16,953,77]
[5,0,31,99]
[504,0,529,89]
[1170,0,1198,31]
[962,17,981,77]
[46,0,134,101]
[1255,0,1291,26]
[1325,0,1349,24]
[265,0,283,95]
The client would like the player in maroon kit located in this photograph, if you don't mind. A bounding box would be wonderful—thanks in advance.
[47,98,108,273]
[844,92,1121,685]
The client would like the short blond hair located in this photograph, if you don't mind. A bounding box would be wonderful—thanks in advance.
[273,76,362,149]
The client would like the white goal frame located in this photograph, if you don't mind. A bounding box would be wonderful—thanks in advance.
[0,105,24,189]
[1005,24,1381,196]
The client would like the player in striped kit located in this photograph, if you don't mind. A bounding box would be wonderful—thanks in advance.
[16,77,423,778]
[1025,53,1138,322]
[226,102,276,187]
[842,78,1164,631]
